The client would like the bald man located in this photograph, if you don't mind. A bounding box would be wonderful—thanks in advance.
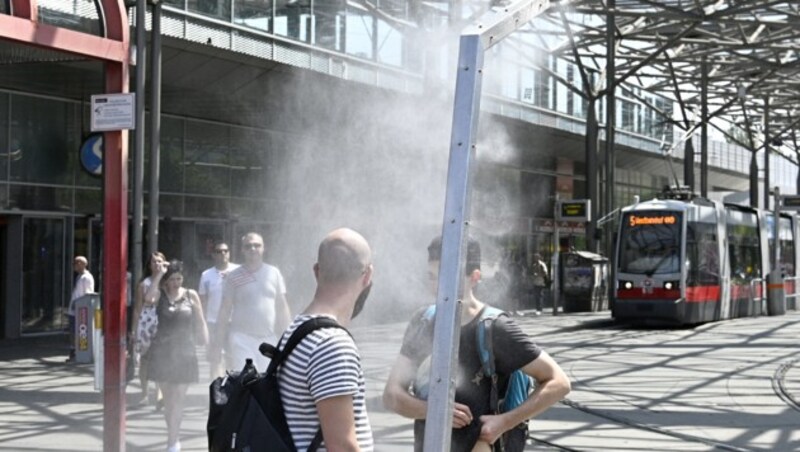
[277,228,375,451]
[66,256,95,362]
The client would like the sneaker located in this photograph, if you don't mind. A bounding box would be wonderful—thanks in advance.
[166,441,181,452]
[534,310,542,316]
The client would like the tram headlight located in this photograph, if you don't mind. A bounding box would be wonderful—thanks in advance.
[663,281,680,290]
[620,280,633,290]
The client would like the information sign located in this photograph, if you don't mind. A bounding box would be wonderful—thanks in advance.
[781,195,800,211]
[90,93,135,131]
[557,199,591,222]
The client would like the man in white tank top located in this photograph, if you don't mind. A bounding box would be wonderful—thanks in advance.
[210,232,291,371]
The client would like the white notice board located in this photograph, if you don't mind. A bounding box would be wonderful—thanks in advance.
[90,93,136,132]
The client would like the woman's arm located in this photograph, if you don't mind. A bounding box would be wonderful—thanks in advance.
[188,289,209,346]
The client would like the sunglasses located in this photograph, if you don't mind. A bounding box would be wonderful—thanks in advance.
[213,249,229,254]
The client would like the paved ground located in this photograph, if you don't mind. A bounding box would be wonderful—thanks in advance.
[1,309,799,451]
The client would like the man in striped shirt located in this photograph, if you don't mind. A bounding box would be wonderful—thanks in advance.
[278,228,374,451]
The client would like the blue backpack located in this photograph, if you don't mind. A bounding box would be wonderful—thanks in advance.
[419,305,533,415]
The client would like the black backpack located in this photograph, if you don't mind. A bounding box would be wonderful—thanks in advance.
[207,317,347,452]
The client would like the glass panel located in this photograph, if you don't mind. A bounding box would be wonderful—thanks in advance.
[230,128,269,199]
[184,122,231,196]
[9,185,72,212]
[618,211,682,275]
[185,196,228,218]
[187,0,231,21]
[74,188,102,215]
[37,0,101,35]
[314,0,344,50]
[160,117,185,192]
[0,92,7,181]
[345,8,374,59]
[9,95,72,185]
[21,217,65,334]
[235,0,272,31]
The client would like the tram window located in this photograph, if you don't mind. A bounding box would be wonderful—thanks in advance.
[686,222,719,286]
[727,220,761,281]
[619,212,681,275]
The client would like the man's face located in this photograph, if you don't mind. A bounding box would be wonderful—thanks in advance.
[73,259,85,273]
[242,237,264,263]
[212,245,230,265]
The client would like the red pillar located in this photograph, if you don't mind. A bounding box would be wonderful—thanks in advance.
[9,0,37,20]
[98,2,131,452]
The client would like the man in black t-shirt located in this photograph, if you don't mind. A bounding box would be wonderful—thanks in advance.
[383,237,571,452]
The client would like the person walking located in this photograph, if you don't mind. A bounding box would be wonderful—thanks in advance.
[132,251,167,405]
[198,241,239,378]
[277,228,374,451]
[66,256,95,362]
[530,253,549,316]
[211,232,291,371]
[383,237,570,452]
[144,259,208,452]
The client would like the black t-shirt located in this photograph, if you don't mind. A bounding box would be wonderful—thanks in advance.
[399,305,542,452]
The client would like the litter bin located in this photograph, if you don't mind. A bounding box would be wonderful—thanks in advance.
[561,251,609,312]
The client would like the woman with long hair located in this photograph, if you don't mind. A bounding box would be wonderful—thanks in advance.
[132,251,167,405]
[144,259,208,452]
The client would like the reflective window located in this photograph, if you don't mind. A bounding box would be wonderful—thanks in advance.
[9,95,71,185]
[160,117,185,192]
[21,217,66,334]
[235,0,273,32]
[38,0,101,36]
[619,211,682,275]
[0,92,7,183]
[187,0,231,21]
[184,122,231,196]
[686,220,719,286]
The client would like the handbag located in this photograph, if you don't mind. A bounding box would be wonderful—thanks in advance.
[136,304,159,354]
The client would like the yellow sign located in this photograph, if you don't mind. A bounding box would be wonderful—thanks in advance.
[629,214,677,227]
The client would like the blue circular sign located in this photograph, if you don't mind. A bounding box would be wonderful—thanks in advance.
[80,134,103,176]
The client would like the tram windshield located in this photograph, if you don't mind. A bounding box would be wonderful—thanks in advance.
[619,211,682,275]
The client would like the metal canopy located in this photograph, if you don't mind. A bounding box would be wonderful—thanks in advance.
[543,0,800,159]
[399,0,800,160]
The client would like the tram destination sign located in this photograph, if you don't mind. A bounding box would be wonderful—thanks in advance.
[557,199,591,222]
[781,195,800,211]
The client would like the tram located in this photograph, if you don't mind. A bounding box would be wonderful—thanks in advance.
[613,191,797,325]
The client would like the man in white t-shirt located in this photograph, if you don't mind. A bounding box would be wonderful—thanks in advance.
[278,228,374,451]
[198,242,239,378]
[211,232,291,371]
[66,256,95,362]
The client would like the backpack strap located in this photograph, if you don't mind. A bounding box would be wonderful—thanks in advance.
[476,306,505,411]
[263,316,349,452]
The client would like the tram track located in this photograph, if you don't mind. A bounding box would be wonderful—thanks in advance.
[772,359,800,413]
[526,398,760,452]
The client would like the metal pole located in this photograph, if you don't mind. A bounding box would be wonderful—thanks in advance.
[585,98,598,252]
[764,97,770,209]
[700,57,708,197]
[132,0,146,299]
[148,1,162,256]
[423,33,482,452]
[552,194,560,316]
[604,0,615,259]
[767,186,785,316]
[683,138,694,191]
[422,3,552,449]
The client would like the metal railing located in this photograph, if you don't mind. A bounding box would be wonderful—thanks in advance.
[750,277,766,314]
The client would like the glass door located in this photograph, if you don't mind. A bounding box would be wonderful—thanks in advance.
[21,217,66,335]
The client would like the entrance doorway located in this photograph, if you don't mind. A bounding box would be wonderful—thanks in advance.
[21,217,67,335]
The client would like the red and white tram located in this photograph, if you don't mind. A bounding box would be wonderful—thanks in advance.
[614,194,797,325]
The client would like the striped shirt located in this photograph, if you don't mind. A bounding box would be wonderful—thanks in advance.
[278,315,374,451]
